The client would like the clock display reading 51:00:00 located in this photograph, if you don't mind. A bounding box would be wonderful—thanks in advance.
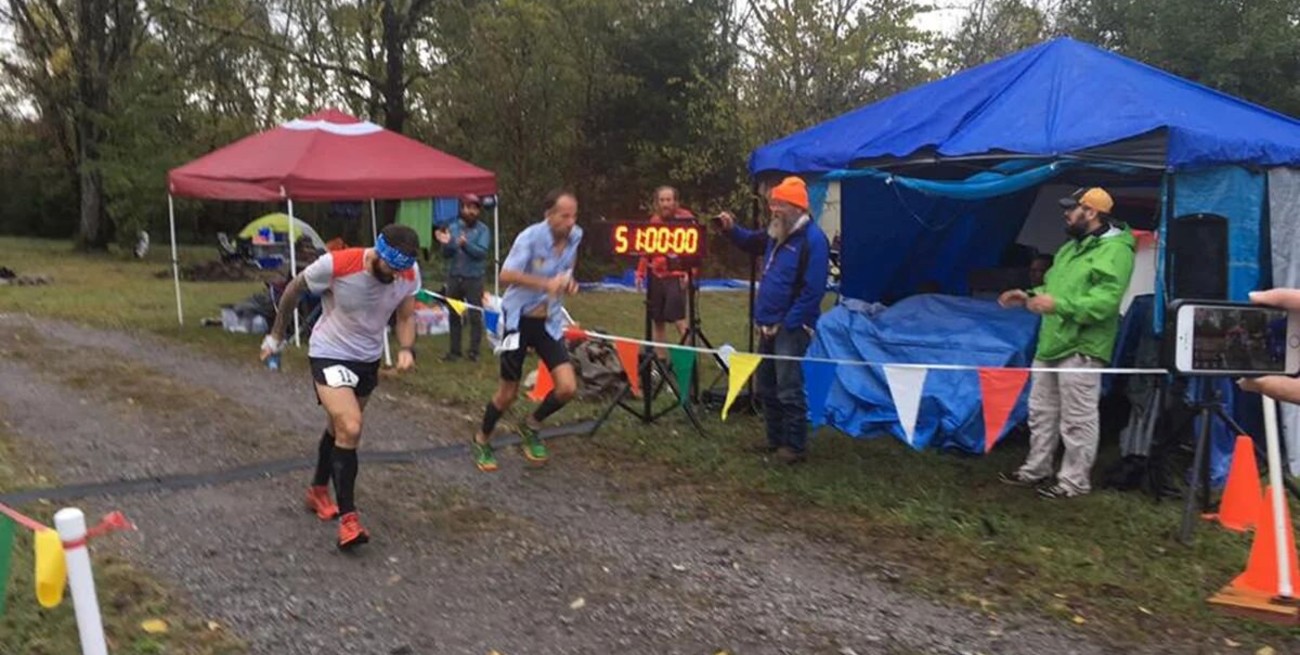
[611,223,703,257]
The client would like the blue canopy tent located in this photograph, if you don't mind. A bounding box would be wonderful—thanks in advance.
[748,37,1300,471]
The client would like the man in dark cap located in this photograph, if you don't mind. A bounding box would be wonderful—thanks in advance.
[436,193,492,361]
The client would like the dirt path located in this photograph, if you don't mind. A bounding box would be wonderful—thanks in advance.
[0,314,1132,655]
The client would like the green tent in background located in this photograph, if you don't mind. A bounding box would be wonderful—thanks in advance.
[238,213,327,250]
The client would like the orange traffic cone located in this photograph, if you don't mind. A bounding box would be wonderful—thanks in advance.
[528,362,554,402]
[1231,485,1300,596]
[1212,436,1264,532]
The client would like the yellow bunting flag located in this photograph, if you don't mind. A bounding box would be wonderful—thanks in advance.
[721,353,761,421]
[34,529,66,608]
[446,297,467,316]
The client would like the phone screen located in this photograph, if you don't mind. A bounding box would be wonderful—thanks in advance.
[1191,306,1289,373]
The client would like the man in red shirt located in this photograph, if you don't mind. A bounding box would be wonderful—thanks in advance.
[636,186,693,360]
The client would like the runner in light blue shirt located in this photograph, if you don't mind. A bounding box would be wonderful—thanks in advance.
[472,189,583,472]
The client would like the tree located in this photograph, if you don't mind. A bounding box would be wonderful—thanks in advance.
[1057,0,1300,116]
[943,0,1053,71]
[2,0,146,249]
[738,0,937,147]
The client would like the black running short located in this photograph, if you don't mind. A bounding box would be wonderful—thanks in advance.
[647,274,687,323]
[310,357,381,400]
[499,316,571,382]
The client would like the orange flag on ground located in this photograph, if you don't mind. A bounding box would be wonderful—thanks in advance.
[529,362,553,402]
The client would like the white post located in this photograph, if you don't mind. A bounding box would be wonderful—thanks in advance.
[1262,395,1294,599]
[493,202,501,296]
[287,199,301,347]
[371,198,392,367]
[54,508,108,655]
[167,194,184,326]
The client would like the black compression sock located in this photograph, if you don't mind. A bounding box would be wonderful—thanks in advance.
[312,430,334,486]
[531,391,568,423]
[331,448,359,515]
[480,401,504,438]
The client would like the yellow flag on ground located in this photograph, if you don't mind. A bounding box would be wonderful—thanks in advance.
[446,297,467,316]
[34,529,66,608]
[722,353,762,420]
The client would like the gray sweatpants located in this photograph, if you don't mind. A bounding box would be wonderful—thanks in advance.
[1018,354,1104,494]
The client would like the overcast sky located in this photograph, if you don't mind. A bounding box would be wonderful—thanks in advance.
[914,0,975,35]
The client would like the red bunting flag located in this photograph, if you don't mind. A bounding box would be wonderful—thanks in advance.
[978,368,1029,453]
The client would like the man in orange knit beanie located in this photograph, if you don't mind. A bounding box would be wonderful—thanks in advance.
[717,176,830,464]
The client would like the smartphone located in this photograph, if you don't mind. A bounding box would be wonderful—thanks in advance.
[1170,300,1300,376]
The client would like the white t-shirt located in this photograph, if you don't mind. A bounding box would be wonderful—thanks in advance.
[302,249,419,362]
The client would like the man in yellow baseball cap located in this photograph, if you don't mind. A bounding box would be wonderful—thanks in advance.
[998,186,1136,499]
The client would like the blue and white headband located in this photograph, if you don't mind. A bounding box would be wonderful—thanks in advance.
[374,234,416,271]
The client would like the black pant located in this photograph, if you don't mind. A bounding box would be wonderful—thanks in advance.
[447,275,485,356]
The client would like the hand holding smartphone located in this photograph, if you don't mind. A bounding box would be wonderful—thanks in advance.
[1169,299,1300,376]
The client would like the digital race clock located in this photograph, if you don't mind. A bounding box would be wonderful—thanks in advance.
[609,221,706,260]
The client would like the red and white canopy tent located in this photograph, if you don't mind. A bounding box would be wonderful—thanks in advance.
[166,109,498,343]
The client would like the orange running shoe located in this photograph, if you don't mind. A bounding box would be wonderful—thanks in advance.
[337,512,370,551]
[305,485,340,521]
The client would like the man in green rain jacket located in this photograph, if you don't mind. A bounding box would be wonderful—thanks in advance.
[998,187,1136,499]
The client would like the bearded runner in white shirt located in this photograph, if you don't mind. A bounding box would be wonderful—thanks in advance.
[261,224,421,550]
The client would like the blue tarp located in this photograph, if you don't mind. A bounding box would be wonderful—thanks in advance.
[808,296,1040,453]
[832,173,1039,301]
[750,37,1300,174]
[579,269,749,292]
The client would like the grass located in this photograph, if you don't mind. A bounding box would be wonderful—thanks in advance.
[0,423,246,654]
[2,236,1297,650]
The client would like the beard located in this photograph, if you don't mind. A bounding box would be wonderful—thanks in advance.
[1064,221,1089,238]
[767,214,794,241]
[370,259,396,284]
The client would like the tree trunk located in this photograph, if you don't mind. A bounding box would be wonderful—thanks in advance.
[380,0,406,135]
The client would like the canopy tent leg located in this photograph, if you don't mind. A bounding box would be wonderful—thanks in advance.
[493,202,500,296]
[168,194,183,326]
[287,198,301,347]
[371,198,392,368]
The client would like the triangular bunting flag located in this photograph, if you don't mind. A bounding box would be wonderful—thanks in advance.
[884,365,927,446]
[615,341,641,396]
[0,516,13,617]
[34,528,66,609]
[414,289,437,305]
[978,368,1030,453]
[528,362,554,402]
[722,353,762,420]
[446,297,467,316]
[802,360,836,428]
[669,347,696,407]
[484,310,500,334]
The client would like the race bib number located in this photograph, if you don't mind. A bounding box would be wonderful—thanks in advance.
[322,365,360,388]
[494,331,521,355]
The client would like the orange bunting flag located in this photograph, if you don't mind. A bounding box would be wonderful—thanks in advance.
[978,368,1029,453]
[529,362,554,402]
[615,341,641,396]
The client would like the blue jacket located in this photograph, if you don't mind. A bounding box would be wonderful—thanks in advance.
[441,218,491,278]
[726,219,829,330]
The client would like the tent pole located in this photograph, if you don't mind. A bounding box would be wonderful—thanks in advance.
[168,194,183,326]
[372,198,392,368]
[287,198,301,347]
[493,202,500,296]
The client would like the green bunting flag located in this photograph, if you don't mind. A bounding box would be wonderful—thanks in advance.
[669,347,697,408]
[0,515,14,617]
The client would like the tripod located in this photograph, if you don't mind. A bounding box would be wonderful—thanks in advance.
[679,268,728,404]
[1172,382,1300,545]
[588,274,706,438]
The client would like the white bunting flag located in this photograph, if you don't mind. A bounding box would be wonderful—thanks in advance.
[884,365,927,446]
